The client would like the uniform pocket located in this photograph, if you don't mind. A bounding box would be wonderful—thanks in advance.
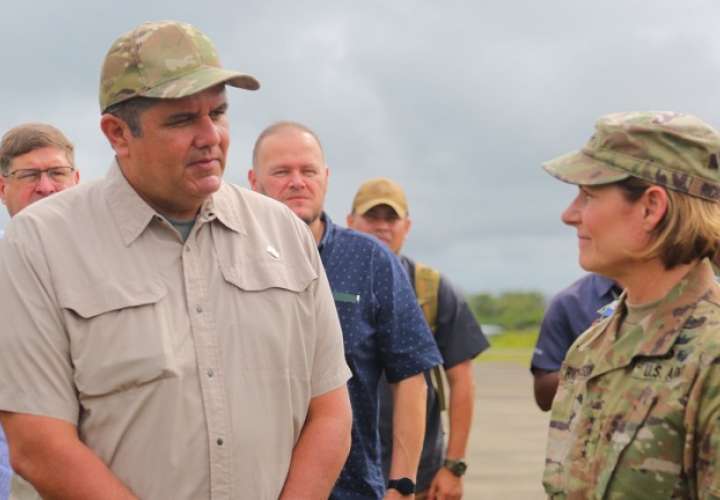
[58,280,177,397]
[593,386,668,498]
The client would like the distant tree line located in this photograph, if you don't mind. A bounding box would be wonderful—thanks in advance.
[467,291,545,330]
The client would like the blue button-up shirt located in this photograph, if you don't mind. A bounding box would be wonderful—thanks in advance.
[531,273,620,372]
[319,215,442,499]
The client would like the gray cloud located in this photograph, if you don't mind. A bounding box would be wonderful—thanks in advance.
[2,0,719,296]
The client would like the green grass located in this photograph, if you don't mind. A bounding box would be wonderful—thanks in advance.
[477,328,539,366]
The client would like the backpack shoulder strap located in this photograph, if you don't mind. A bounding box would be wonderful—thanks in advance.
[414,261,441,333]
[413,261,448,411]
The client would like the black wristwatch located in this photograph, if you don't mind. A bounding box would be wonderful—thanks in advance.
[387,477,415,495]
[443,458,468,477]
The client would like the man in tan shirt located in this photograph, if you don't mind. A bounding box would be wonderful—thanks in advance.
[0,21,352,500]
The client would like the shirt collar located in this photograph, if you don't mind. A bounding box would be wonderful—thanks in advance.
[317,212,334,251]
[105,160,245,246]
[104,160,157,246]
[592,273,620,300]
[202,183,246,236]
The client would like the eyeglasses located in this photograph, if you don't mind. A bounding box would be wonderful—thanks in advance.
[3,166,76,185]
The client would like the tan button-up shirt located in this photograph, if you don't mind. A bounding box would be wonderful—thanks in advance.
[0,162,350,500]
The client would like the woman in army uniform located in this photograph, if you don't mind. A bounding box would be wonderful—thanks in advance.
[542,111,720,499]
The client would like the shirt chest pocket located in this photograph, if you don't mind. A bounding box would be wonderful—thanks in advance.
[219,261,317,371]
[331,292,364,355]
[58,280,178,398]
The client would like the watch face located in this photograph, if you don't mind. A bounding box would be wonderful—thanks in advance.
[388,477,415,495]
[445,459,468,477]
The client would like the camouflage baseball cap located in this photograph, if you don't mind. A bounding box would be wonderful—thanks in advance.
[352,177,408,217]
[543,111,720,202]
[99,20,259,112]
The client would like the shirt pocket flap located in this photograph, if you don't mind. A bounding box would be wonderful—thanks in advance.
[56,279,175,398]
[221,261,316,293]
[58,280,167,318]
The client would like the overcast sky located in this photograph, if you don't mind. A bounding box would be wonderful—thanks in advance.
[2,0,719,296]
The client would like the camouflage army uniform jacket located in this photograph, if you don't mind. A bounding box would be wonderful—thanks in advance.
[543,259,720,499]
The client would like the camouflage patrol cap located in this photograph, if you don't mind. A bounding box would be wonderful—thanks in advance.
[543,111,720,202]
[352,177,408,217]
[99,20,259,112]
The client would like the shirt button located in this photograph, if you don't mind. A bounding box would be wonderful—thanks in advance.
[207,368,214,378]
[185,246,191,253]
[216,438,224,446]
[196,305,203,314]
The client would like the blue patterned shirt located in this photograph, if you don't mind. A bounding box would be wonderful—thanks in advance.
[320,215,442,499]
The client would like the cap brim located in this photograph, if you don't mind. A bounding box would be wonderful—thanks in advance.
[354,198,407,218]
[542,150,630,186]
[144,65,260,101]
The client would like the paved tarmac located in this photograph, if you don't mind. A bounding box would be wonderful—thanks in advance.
[463,361,549,499]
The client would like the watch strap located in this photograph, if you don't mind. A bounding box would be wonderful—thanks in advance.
[387,477,416,495]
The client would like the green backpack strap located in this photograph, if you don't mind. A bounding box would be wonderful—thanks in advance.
[414,262,448,411]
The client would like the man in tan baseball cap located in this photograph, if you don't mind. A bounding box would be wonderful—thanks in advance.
[348,177,489,500]
[0,21,351,500]
[349,177,411,253]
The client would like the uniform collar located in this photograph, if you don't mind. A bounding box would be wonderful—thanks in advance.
[632,259,718,358]
[579,259,718,377]
[105,159,245,246]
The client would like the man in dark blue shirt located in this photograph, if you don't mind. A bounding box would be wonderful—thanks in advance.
[249,122,442,499]
[531,273,620,411]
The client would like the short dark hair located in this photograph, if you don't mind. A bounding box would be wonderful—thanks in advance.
[104,96,162,137]
[0,123,75,175]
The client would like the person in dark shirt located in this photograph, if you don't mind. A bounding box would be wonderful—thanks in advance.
[531,273,620,411]
[347,177,489,500]
[249,122,442,499]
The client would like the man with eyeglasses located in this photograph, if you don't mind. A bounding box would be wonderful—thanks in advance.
[0,122,79,500]
[0,123,79,218]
